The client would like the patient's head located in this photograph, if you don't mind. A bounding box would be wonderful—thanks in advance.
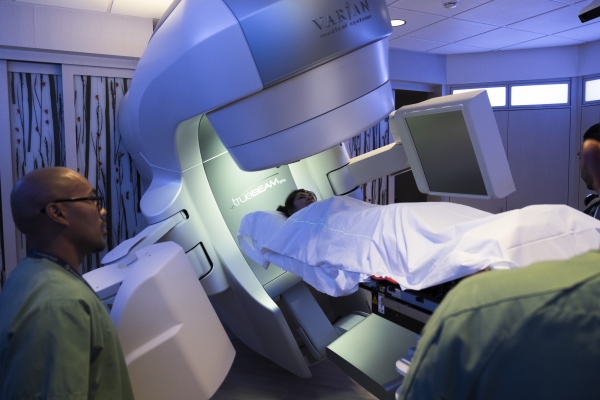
[276,189,316,217]
[580,123,600,191]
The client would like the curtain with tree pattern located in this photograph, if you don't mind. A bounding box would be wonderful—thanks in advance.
[4,72,66,285]
[74,75,146,273]
[10,73,65,180]
[344,119,391,205]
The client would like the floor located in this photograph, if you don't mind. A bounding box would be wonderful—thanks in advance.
[212,331,377,400]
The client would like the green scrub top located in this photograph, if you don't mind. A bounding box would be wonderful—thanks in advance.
[399,250,600,400]
[0,257,134,400]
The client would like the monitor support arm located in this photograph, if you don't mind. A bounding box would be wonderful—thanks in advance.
[328,142,410,196]
[306,111,411,197]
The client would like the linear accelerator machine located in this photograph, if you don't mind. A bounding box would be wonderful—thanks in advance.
[83,0,514,399]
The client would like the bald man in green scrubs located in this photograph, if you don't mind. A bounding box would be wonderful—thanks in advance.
[0,167,134,399]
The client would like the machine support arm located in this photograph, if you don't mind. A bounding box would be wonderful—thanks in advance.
[327,142,411,196]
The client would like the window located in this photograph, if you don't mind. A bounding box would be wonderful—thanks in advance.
[511,83,569,106]
[585,78,600,103]
[452,87,506,107]
[451,81,571,108]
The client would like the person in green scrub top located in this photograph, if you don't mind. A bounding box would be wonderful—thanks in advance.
[0,167,134,400]
[399,129,600,399]
[398,253,600,400]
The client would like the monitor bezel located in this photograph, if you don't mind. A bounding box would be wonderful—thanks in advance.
[395,103,495,199]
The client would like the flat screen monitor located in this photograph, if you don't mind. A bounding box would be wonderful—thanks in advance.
[390,90,515,199]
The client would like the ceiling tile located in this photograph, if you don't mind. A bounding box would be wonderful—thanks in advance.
[508,4,589,34]
[404,18,497,42]
[454,0,566,26]
[111,0,170,19]
[5,0,599,56]
[15,0,109,13]
[500,34,584,50]
[388,8,446,38]
[456,27,546,48]
[389,36,447,52]
[555,20,600,41]
[427,43,490,54]
[387,0,493,17]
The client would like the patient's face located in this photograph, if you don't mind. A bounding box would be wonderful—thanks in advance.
[293,191,315,213]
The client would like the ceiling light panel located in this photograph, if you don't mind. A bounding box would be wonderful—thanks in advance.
[111,0,170,18]
[454,0,566,26]
[15,0,109,13]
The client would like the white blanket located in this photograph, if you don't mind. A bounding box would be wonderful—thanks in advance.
[239,197,600,296]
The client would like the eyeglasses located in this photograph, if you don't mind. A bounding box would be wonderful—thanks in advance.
[40,196,105,213]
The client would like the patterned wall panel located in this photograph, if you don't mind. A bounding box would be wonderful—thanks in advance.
[344,119,391,205]
[74,76,146,273]
[6,72,66,276]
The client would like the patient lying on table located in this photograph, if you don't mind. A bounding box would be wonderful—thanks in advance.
[275,189,317,217]
[238,190,600,297]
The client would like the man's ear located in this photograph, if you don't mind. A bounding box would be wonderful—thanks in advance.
[43,203,70,227]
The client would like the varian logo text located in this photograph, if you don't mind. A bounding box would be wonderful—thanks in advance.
[312,1,372,38]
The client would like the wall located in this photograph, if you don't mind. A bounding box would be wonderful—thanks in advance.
[446,46,581,84]
[0,2,153,58]
[579,40,600,77]
[442,40,600,214]
[0,2,153,284]
[388,48,445,93]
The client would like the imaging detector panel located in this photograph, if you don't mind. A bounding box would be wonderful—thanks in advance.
[391,90,515,199]
[405,111,487,196]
